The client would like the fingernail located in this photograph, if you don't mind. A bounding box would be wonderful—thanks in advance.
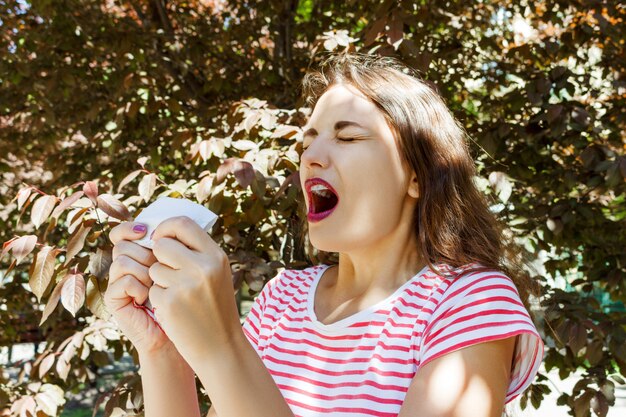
[150,230,155,240]
[133,224,147,233]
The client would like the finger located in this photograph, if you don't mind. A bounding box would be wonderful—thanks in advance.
[110,221,148,245]
[148,283,166,316]
[104,275,150,311]
[152,237,195,270]
[148,262,183,289]
[112,240,157,267]
[152,216,214,253]
[109,255,152,288]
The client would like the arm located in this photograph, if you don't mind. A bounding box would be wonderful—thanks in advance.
[193,330,294,417]
[398,336,516,417]
[139,345,202,417]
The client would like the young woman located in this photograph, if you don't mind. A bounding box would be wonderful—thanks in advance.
[105,53,544,417]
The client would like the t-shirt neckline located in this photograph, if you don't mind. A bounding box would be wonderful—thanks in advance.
[307,263,431,332]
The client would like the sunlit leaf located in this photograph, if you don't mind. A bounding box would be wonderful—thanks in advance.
[9,395,36,417]
[61,272,85,317]
[138,173,157,203]
[29,245,58,302]
[31,195,57,228]
[65,221,94,264]
[86,276,111,321]
[11,234,38,266]
[117,169,142,193]
[15,186,33,210]
[196,174,215,203]
[38,354,55,379]
[40,272,71,326]
[51,191,84,219]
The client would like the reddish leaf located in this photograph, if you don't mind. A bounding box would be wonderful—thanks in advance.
[386,11,404,49]
[31,195,58,228]
[590,391,608,417]
[40,272,71,326]
[65,221,94,264]
[86,276,111,321]
[216,158,255,188]
[569,322,587,355]
[364,17,386,46]
[1,236,18,262]
[51,191,84,219]
[88,248,113,281]
[96,194,131,221]
[273,171,299,200]
[15,186,33,210]
[5,258,17,276]
[29,245,58,302]
[117,169,142,193]
[67,207,89,234]
[11,234,38,266]
[83,181,98,205]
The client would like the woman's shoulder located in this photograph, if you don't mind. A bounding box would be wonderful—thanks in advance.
[425,262,520,303]
[431,262,514,284]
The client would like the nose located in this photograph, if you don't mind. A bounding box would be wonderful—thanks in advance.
[300,135,329,170]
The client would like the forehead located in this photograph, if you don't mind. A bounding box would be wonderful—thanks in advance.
[306,84,383,128]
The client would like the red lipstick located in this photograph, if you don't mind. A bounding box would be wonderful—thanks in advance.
[304,178,339,223]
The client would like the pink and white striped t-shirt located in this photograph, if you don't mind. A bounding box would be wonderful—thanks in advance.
[241,263,544,417]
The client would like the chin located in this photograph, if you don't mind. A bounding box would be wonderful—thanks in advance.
[308,232,347,255]
[308,233,335,252]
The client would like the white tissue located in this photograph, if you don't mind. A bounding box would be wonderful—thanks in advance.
[133,197,218,249]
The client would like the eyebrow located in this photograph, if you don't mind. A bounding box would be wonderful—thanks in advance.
[303,121,365,138]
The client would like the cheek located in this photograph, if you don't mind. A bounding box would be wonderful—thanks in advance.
[359,156,407,200]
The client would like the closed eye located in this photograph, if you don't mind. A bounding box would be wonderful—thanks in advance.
[302,137,356,150]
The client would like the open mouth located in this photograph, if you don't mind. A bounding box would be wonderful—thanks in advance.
[310,186,339,214]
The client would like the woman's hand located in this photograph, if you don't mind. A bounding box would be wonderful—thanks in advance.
[104,222,176,356]
[147,216,241,368]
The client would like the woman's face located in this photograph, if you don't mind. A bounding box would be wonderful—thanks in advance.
[299,83,419,254]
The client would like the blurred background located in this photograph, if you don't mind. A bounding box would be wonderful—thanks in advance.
[0,0,624,416]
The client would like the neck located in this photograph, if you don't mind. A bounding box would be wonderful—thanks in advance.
[321,215,426,299]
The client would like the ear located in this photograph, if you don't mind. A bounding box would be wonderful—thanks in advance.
[408,173,419,199]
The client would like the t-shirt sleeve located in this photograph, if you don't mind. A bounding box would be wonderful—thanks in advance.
[241,270,282,355]
[418,271,544,404]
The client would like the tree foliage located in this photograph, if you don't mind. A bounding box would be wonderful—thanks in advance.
[0,0,624,416]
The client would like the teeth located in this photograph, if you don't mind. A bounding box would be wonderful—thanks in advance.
[310,184,334,198]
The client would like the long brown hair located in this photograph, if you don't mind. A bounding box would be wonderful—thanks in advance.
[295,52,539,306]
